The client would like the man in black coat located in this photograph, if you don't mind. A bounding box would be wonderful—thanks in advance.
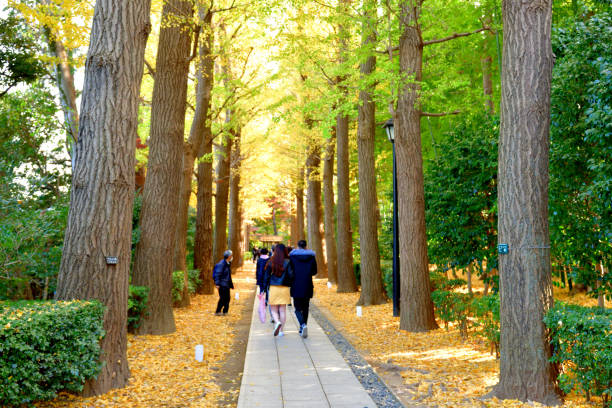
[289,240,317,338]
[213,250,234,315]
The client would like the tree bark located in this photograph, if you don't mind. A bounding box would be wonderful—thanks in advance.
[213,132,232,262]
[54,40,80,144]
[56,0,151,395]
[306,144,327,278]
[193,9,215,295]
[323,132,338,284]
[396,1,438,331]
[357,9,387,305]
[493,0,559,403]
[228,129,243,267]
[194,137,214,294]
[132,0,193,335]
[336,112,356,292]
[296,167,305,241]
[335,0,356,293]
[173,7,214,306]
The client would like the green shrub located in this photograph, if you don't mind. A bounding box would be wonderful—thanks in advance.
[0,300,104,406]
[381,261,393,299]
[172,270,202,305]
[471,294,500,357]
[431,289,471,339]
[128,285,149,333]
[545,302,612,405]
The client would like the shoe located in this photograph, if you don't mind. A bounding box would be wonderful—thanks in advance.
[301,324,308,339]
[222,312,228,316]
[273,322,281,336]
[215,312,222,316]
[278,331,284,337]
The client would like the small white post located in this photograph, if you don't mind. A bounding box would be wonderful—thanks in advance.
[235,291,240,300]
[327,281,332,289]
[356,306,362,317]
[195,345,204,362]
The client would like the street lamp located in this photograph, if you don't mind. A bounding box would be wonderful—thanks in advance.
[383,118,400,317]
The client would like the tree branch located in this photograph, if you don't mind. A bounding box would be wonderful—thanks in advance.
[423,27,489,46]
[420,110,461,117]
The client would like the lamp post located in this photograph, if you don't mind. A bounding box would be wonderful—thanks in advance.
[383,118,400,317]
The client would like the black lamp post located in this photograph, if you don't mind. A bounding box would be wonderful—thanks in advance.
[383,118,400,317]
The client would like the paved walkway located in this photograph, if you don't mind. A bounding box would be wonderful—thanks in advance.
[237,294,377,408]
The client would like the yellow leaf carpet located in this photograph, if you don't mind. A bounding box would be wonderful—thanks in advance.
[313,279,600,408]
[39,267,253,408]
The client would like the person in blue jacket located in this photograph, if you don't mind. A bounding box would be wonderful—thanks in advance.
[255,248,269,294]
[213,250,234,315]
[289,240,317,338]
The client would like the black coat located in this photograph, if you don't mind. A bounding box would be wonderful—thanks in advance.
[213,259,234,289]
[256,256,269,289]
[289,249,317,298]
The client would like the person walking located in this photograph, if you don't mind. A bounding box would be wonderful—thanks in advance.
[213,250,234,315]
[264,244,293,337]
[255,248,269,295]
[289,240,317,338]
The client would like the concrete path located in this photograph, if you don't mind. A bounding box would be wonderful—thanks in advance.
[237,295,377,408]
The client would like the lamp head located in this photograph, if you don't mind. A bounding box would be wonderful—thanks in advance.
[383,118,394,142]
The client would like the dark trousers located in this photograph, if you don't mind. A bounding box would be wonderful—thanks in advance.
[216,286,230,313]
[293,297,310,326]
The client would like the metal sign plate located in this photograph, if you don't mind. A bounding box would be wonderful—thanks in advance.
[497,244,509,254]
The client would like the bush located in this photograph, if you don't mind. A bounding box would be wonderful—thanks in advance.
[471,294,500,357]
[381,260,393,299]
[172,270,202,305]
[545,303,612,405]
[431,289,471,339]
[128,285,149,333]
[0,300,104,406]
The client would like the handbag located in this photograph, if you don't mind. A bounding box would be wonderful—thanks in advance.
[257,292,266,323]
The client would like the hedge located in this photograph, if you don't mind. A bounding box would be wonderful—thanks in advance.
[0,300,104,406]
[545,302,612,406]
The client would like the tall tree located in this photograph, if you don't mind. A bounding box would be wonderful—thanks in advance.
[56,0,151,395]
[132,0,193,334]
[193,7,215,295]
[173,6,214,306]
[306,143,327,278]
[357,2,386,305]
[492,0,560,404]
[396,0,437,331]
[335,0,356,293]
[322,132,338,284]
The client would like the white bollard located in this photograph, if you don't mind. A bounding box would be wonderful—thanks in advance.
[327,281,332,288]
[356,306,362,317]
[195,344,204,362]
[235,291,240,300]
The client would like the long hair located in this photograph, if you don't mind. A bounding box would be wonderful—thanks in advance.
[268,243,286,277]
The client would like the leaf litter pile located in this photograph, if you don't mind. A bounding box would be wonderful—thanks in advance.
[39,268,253,408]
[313,279,599,408]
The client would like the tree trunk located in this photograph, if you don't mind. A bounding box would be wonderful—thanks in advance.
[194,137,215,294]
[173,8,214,304]
[192,9,215,295]
[132,0,193,335]
[335,0,356,292]
[213,132,232,262]
[357,9,386,305]
[228,129,242,266]
[55,0,151,395]
[493,0,559,403]
[296,167,305,241]
[336,112,356,292]
[467,264,473,295]
[396,1,438,331]
[272,207,278,235]
[306,144,327,278]
[323,133,338,284]
[54,40,79,144]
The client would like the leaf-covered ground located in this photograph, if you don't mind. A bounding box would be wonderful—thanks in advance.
[313,279,602,408]
[39,268,253,408]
